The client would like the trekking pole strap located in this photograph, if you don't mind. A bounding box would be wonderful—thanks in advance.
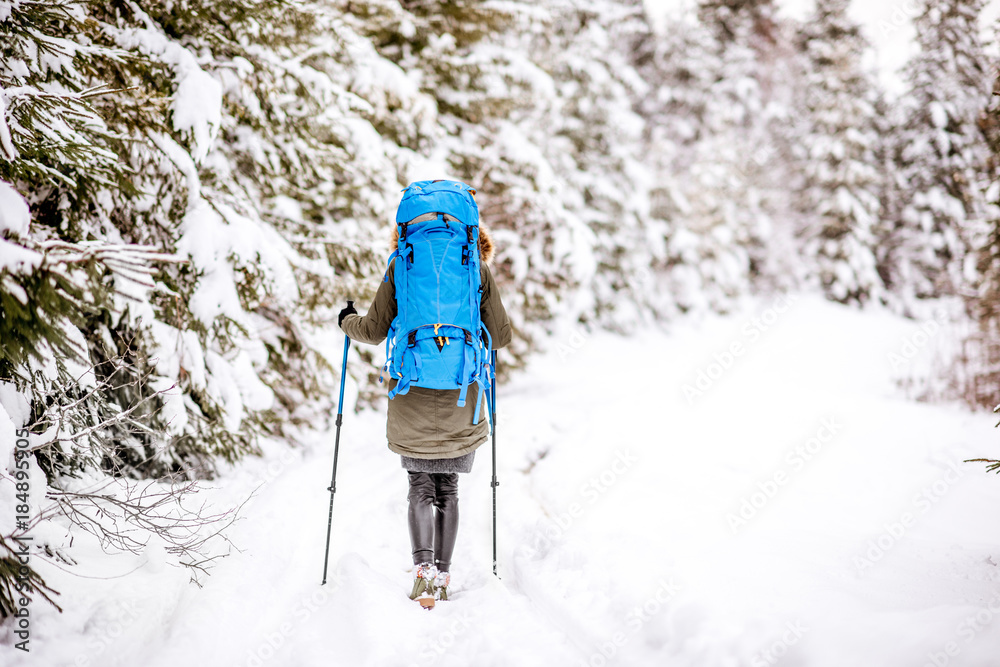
[337,326,350,415]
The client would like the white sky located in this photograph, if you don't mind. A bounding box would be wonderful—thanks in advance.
[643,0,1000,96]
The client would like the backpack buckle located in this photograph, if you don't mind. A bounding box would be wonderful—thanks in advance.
[406,243,414,264]
[461,246,469,265]
[407,331,416,347]
[464,331,472,345]
[466,226,474,243]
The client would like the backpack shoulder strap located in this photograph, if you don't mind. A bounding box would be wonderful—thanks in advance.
[384,250,398,282]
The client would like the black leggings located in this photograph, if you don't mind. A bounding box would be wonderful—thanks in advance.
[407,472,459,573]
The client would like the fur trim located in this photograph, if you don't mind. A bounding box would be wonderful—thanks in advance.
[390,224,495,266]
[479,226,495,265]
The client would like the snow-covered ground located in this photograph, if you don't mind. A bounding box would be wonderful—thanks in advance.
[5,294,1000,667]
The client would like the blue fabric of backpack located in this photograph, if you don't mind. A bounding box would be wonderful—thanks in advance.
[383,180,493,425]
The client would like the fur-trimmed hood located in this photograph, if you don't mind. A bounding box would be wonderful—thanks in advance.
[390,224,495,266]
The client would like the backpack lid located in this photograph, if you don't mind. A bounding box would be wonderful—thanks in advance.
[396,180,479,227]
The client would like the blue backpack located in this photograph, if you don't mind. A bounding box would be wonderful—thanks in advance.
[383,180,493,424]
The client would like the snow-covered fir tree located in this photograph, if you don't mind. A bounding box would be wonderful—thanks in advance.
[880,0,993,307]
[638,0,794,313]
[971,211,1000,407]
[0,0,172,614]
[696,0,783,288]
[0,0,401,612]
[960,63,1000,411]
[515,0,662,329]
[794,0,884,304]
[638,13,747,313]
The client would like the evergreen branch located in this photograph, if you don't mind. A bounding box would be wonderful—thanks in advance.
[36,240,186,269]
[0,535,62,617]
[965,458,1000,474]
[78,85,142,100]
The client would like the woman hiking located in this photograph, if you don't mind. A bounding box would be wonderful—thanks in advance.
[338,180,511,608]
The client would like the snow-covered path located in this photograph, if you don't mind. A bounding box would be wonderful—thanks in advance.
[7,295,1000,667]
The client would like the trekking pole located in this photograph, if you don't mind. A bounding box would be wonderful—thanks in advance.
[322,301,353,586]
[491,349,499,578]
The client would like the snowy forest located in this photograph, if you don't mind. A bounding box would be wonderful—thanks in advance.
[3,0,1000,664]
